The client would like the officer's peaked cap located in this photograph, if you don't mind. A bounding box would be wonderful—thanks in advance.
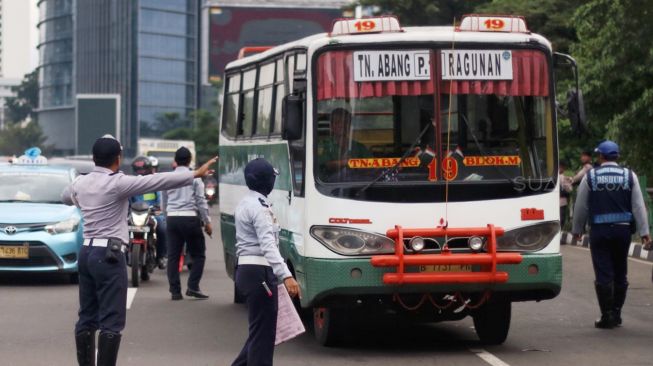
[92,135,122,162]
[595,140,619,158]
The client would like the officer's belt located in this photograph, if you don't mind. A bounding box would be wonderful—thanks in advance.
[167,210,197,217]
[238,256,270,266]
[83,238,127,252]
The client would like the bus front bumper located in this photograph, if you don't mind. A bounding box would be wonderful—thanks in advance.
[297,253,561,308]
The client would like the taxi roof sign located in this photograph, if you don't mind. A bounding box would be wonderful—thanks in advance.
[330,16,402,36]
[458,15,529,33]
[13,147,48,165]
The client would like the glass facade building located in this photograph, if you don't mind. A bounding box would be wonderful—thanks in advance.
[37,0,199,154]
[138,0,198,136]
[37,0,74,109]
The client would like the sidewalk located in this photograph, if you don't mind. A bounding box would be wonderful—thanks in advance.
[560,231,653,262]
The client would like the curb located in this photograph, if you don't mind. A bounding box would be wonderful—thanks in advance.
[560,231,653,263]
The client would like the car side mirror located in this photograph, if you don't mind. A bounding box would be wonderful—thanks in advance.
[282,94,303,140]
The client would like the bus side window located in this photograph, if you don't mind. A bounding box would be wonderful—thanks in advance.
[222,73,241,138]
[239,68,257,137]
[255,62,275,137]
[272,59,285,135]
[285,52,306,197]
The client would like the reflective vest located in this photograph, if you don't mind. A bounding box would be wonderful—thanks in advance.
[587,165,633,225]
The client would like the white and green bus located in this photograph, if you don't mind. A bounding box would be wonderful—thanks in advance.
[218,15,584,346]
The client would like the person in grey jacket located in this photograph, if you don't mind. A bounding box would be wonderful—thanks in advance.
[572,140,650,329]
[232,158,300,366]
[163,147,213,300]
[62,136,216,366]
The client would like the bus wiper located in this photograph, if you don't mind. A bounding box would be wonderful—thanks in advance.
[459,114,520,186]
[356,122,431,197]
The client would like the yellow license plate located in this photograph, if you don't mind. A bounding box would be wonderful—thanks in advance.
[419,264,472,272]
[0,246,29,259]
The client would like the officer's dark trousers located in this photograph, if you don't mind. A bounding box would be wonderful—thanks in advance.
[589,224,631,286]
[75,246,128,335]
[232,265,278,366]
[166,216,206,294]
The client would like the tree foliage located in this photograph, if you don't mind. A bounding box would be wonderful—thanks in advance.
[0,122,51,156]
[5,70,39,124]
[358,0,490,26]
[572,0,653,177]
[160,109,219,165]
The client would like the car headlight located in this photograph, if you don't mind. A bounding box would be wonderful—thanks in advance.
[310,226,395,255]
[131,212,149,227]
[206,187,216,196]
[496,221,559,252]
[45,216,81,235]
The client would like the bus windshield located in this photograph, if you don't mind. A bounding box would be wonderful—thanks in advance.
[315,48,554,192]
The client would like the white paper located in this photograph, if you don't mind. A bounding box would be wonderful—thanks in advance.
[275,284,305,345]
[353,50,431,81]
[441,50,513,80]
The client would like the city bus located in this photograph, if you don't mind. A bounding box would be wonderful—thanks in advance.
[218,15,584,346]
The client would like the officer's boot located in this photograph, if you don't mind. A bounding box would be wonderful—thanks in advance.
[97,332,121,366]
[613,283,628,326]
[594,282,616,329]
[75,329,96,366]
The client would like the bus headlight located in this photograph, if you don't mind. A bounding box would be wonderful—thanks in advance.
[409,237,426,252]
[310,226,395,255]
[496,221,559,252]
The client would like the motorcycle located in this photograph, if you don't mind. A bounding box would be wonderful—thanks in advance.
[204,175,217,206]
[127,201,158,287]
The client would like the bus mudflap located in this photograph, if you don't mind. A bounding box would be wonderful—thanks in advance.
[370,224,522,285]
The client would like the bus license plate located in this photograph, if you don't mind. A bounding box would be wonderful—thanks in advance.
[419,264,472,272]
[0,246,29,259]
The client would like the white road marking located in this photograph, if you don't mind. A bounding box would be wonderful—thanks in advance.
[126,288,137,309]
[469,348,511,366]
[567,245,653,266]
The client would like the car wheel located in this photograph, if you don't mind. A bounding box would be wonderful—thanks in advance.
[69,273,79,284]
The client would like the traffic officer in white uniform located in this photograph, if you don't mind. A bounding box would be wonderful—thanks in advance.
[62,136,217,366]
[232,158,300,366]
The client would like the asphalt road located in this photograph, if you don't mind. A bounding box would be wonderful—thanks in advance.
[1,212,652,366]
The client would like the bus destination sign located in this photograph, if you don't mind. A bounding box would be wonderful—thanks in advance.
[353,50,431,82]
[441,50,513,80]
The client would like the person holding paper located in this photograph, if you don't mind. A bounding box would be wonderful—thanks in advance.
[232,158,301,366]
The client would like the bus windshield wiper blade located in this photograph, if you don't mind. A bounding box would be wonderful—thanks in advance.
[356,122,431,197]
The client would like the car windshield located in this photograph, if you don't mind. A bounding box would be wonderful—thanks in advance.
[0,171,70,203]
[315,48,554,188]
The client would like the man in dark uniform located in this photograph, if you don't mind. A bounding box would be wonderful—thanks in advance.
[572,140,650,329]
[62,136,217,365]
[232,158,300,366]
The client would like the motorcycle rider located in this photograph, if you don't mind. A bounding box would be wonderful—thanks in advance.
[130,156,168,269]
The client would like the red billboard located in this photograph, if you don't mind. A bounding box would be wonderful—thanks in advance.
[208,6,344,81]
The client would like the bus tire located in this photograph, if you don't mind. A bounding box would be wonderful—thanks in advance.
[472,296,511,345]
[313,307,345,347]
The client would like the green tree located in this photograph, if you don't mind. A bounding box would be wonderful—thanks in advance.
[160,109,219,165]
[5,70,39,123]
[358,0,491,26]
[0,122,52,155]
[475,0,590,54]
[571,0,653,177]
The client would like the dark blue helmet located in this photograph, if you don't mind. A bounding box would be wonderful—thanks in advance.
[244,158,279,196]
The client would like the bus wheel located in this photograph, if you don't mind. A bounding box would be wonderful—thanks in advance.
[472,296,511,345]
[313,307,345,347]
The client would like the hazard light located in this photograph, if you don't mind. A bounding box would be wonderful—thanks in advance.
[330,16,402,36]
[458,15,529,33]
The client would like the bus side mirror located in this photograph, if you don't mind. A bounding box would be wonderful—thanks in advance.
[554,52,587,135]
[282,94,303,140]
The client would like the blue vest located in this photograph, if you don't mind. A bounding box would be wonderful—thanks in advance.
[586,165,633,225]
